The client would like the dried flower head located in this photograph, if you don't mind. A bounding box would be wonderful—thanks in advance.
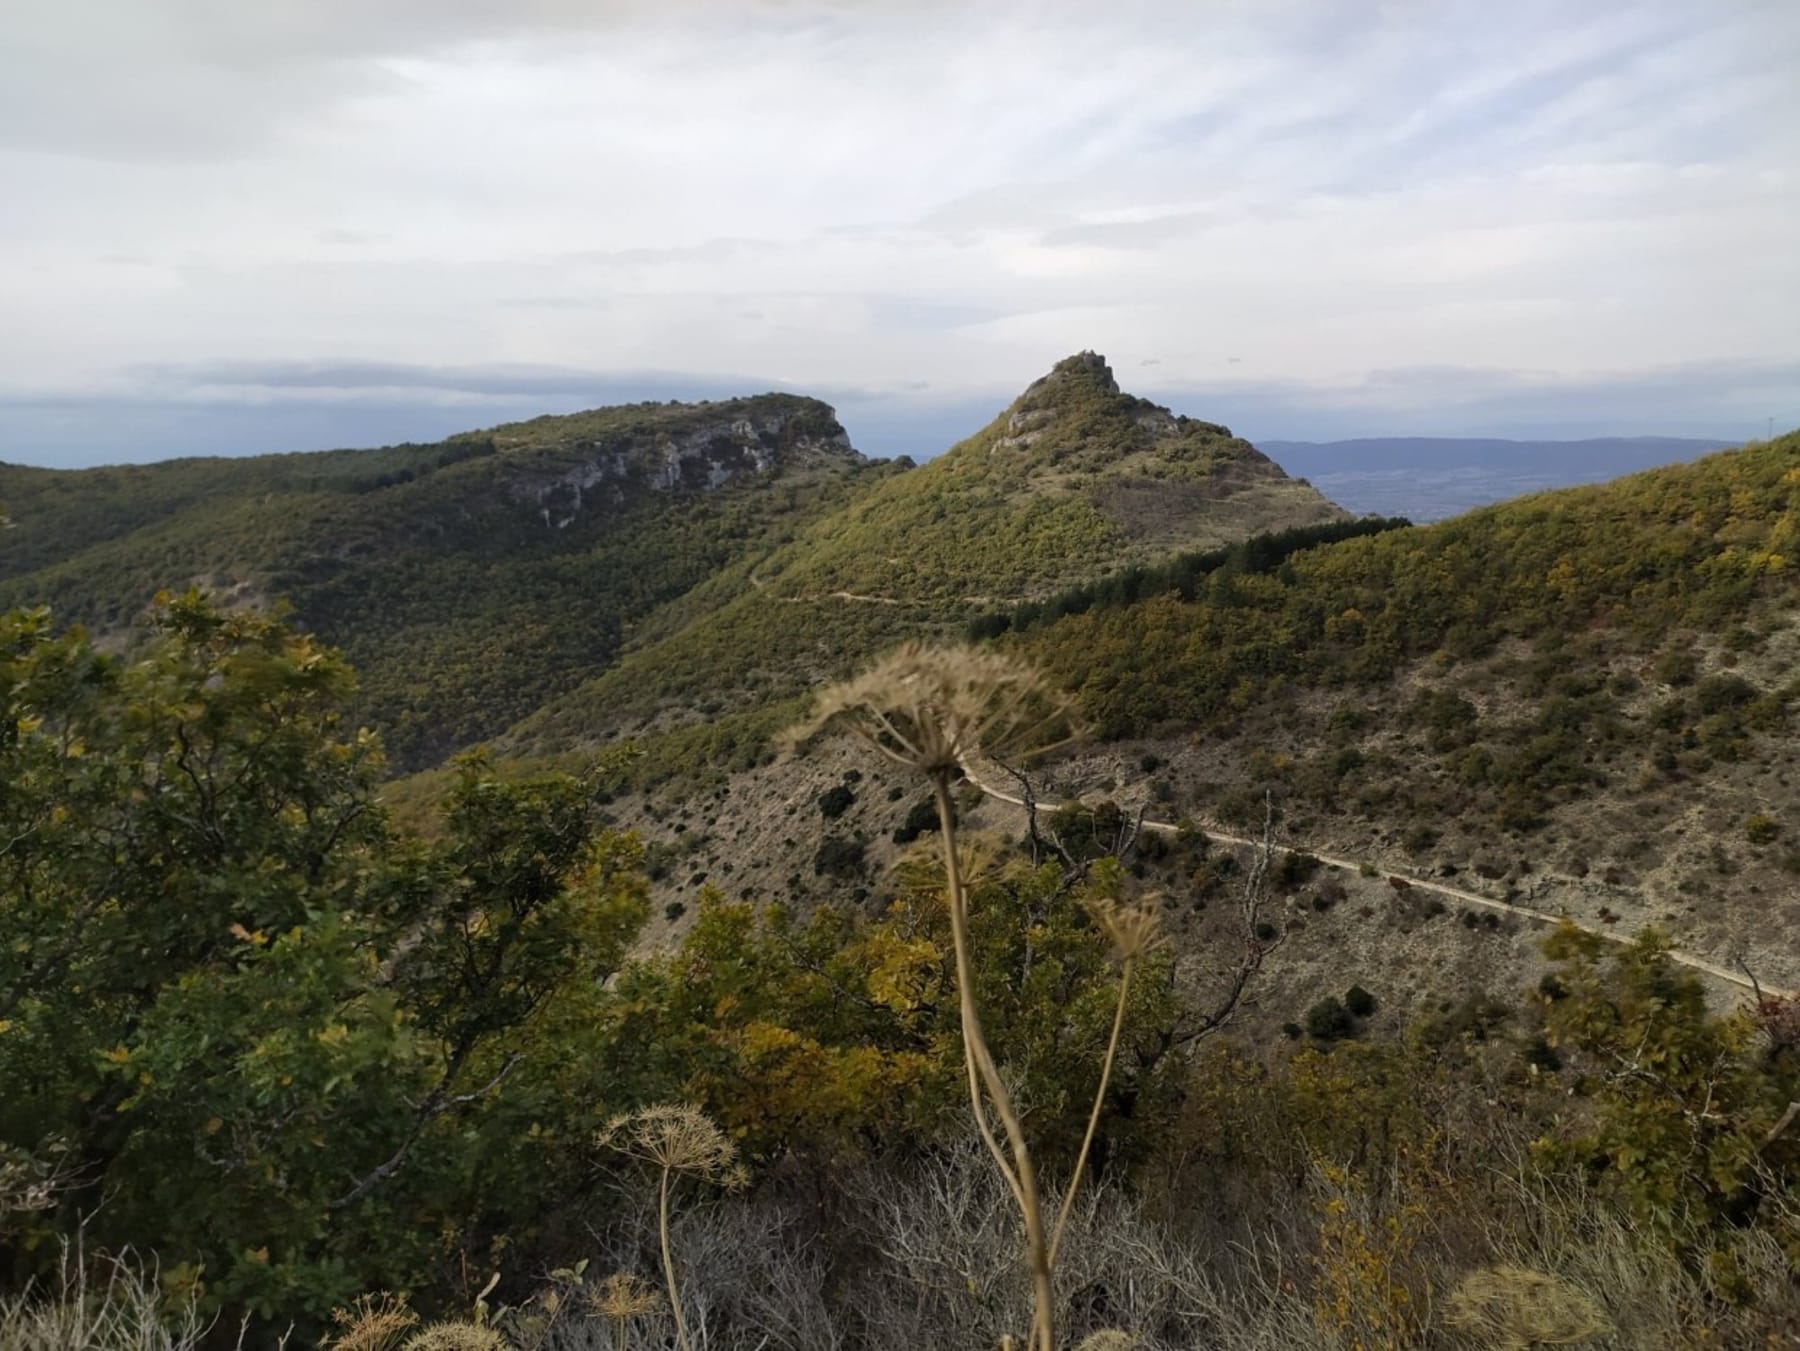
[597,1104,746,1187]
[1443,1266,1610,1349]
[1087,892,1164,962]
[787,642,1080,777]
[325,1293,419,1351]
[589,1271,665,1321]
[892,832,1008,890]
[400,1324,509,1351]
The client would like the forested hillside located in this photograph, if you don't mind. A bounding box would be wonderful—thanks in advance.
[0,396,883,766]
[2,357,1340,775]
[7,372,1799,1349]
[1000,431,1800,982]
[4,591,1798,1348]
[497,353,1344,757]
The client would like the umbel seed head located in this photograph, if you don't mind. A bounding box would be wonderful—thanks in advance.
[590,1271,664,1320]
[1087,892,1165,962]
[324,1293,418,1351]
[787,642,1082,777]
[597,1103,747,1187]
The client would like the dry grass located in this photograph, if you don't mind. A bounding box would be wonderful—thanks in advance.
[0,1241,237,1351]
[1443,1266,1611,1348]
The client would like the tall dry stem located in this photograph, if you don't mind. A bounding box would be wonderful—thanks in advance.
[1051,893,1161,1266]
[793,643,1086,1351]
[598,1104,746,1351]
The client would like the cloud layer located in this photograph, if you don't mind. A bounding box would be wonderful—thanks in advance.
[2,0,1796,464]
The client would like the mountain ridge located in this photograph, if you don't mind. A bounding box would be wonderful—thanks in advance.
[489,354,1346,757]
[0,393,884,766]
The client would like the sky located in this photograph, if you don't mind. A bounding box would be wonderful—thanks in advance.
[2,0,1797,465]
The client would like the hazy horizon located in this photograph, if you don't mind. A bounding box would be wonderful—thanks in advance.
[2,1,1797,467]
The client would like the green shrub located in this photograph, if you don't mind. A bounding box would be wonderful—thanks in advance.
[1654,649,1700,687]
[1305,997,1355,1041]
[818,784,856,819]
[812,835,867,879]
[1745,813,1780,846]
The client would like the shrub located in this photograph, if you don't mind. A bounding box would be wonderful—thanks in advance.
[812,836,867,880]
[1275,851,1321,889]
[818,784,856,819]
[1654,649,1700,687]
[1344,985,1378,1018]
[1401,824,1438,855]
[1305,997,1355,1041]
[1746,814,1780,846]
[1694,673,1758,715]
[665,900,687,922]
[892,797,942,844]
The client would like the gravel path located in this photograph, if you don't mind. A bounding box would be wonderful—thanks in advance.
[963,763,1794,1002]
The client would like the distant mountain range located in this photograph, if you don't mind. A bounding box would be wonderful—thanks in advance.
[1258,435,1739,520]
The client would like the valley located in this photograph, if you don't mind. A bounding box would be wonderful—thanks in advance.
[4,356,1798,1349]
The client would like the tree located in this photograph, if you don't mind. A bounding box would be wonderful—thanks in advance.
[0,596,650,1324]
[1536,925,1800,1275]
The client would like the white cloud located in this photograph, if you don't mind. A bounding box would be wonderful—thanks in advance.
[0,0,1796,460]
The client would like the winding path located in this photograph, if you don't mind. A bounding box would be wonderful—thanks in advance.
[963,763,1795,1002]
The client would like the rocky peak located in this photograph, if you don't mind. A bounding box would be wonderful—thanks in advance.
[1030,350,1121,398]
[988,351,1217,458]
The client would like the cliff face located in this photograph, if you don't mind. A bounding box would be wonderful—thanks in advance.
[500,399,862,529]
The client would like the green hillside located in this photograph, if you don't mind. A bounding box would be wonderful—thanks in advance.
[7,406,1800,1348]
[498,353,1345,756]
[1027,432,1800,738]
[995,431,1800,981]
[0,396,884,767]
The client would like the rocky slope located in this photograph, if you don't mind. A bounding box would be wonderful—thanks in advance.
[581,431,1800,1033]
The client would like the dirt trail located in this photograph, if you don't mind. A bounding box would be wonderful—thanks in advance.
[963,762,1794,1002]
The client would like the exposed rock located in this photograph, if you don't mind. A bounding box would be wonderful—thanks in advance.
[506,404,859,528]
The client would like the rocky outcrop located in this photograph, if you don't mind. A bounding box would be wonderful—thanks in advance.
[505,401,860,529]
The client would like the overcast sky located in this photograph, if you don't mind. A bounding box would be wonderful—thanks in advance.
[3,0,1797,465]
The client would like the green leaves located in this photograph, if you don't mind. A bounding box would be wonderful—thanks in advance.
[1535,925,1800,1269]
[0,598,654,1329]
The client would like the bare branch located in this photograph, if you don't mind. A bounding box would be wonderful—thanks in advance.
[1761,1101,1800,1151]
[334,1053,524,1207]
[1160,791,1280,1054]
[992,759,1077,874]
